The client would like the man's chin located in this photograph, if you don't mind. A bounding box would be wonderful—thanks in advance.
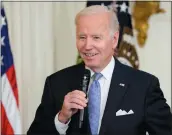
[84,63,98,69]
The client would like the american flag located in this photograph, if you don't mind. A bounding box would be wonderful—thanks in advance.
[1,5,22,134]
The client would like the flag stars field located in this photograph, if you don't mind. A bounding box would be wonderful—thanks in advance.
[1,16,6,27]
[1,36,5,46]
[119,2,128,13]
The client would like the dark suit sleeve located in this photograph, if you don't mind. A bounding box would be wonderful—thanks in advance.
[145,76,172,135]
[27,77,60,135]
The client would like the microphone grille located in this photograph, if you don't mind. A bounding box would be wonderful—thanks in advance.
[84,69,91,78]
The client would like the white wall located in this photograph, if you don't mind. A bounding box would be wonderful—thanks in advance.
[3,1,171,134]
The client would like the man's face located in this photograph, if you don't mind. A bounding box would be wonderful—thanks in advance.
[76,12,119,72]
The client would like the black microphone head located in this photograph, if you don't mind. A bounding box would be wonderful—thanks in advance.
[82,69,91,94]
[84,69,91,78]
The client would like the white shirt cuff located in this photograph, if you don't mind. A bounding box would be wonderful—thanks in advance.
[54,112,71,134]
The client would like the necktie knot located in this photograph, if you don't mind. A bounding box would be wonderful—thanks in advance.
[94,73,103,81]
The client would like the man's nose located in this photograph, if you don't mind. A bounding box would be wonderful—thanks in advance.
[84,38,93,50]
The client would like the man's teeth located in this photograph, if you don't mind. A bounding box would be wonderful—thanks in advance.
[85,53,97,57]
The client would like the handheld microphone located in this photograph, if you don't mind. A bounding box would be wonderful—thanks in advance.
[79,69,90,129]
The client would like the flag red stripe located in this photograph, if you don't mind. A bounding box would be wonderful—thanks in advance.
[1,103,14,135]
[6,65,19,107]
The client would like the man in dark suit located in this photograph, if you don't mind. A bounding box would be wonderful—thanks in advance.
[27,5,171,135]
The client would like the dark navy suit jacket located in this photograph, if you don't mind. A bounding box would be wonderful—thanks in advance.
[27,58,172,135]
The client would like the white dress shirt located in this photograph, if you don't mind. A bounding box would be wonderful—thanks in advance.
[54,57,115,134]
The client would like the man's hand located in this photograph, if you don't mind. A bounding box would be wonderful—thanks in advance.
[58,90,88,124]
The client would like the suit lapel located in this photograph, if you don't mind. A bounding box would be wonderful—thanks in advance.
[99,58,130,135]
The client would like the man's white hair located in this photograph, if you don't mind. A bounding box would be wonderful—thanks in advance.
[75,5,119,37]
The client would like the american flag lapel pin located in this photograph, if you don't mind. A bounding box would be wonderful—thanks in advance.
[119,83,125,87]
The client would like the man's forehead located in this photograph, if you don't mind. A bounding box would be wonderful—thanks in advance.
[77,23,109,33]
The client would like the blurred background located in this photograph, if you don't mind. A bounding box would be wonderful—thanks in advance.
[1,1,171,134]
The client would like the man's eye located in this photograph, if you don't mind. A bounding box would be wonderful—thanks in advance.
[79,36,86,39]
[93,36,101,40]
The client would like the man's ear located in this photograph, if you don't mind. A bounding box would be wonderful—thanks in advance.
[112,31,119,49]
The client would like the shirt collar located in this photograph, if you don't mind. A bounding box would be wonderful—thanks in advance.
[85,56,115,81]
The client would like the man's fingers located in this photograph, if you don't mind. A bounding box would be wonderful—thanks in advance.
[70,94,88,103]
[70,103,84,110]
[72,90,86,97]
[69,90,87,102]
[64,90,88,111]
[69,97,87,107]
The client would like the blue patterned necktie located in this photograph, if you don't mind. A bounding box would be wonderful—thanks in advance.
[88,73,103,135]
